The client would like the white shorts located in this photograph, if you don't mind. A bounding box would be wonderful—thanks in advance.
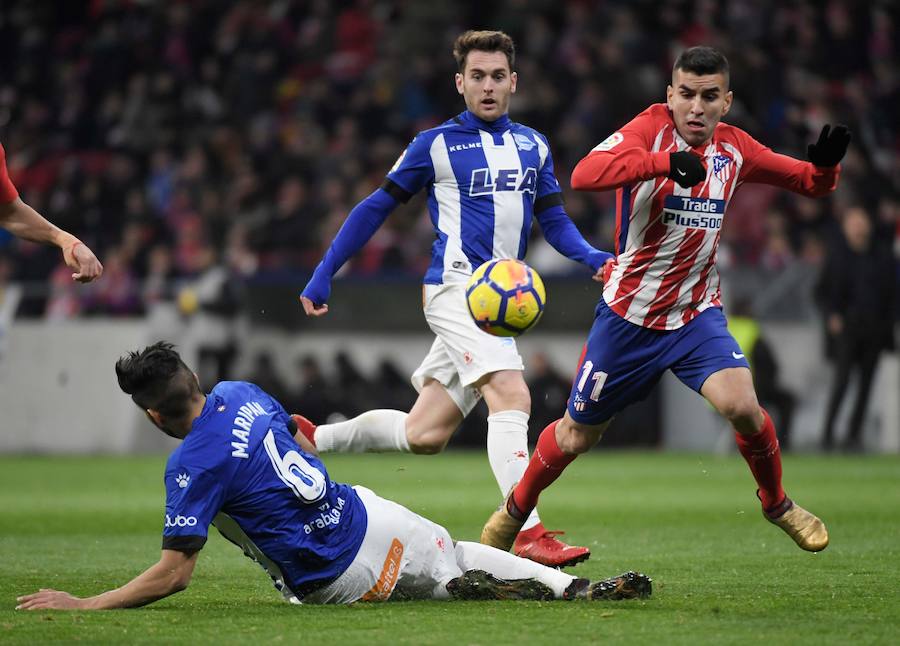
[302,486,461,604]
[411,283,524,416]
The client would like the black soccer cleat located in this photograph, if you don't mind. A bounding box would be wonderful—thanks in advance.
[446,569,556,601]
[564,571,652,601]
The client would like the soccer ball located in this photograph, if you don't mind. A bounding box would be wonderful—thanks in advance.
[465,259,546,337]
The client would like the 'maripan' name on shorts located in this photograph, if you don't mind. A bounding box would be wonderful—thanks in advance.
[231,401,267,458]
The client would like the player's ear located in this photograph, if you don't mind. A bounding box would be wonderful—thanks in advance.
[666,84,674,110]
[722,90,733,116]
[455,72,464,95]
[145,409,163,427]
[510,71,517,94]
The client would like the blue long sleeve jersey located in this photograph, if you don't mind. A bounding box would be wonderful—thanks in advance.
[302,110,609,304]
[162,381,367,599]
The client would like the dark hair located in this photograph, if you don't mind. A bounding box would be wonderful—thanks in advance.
[115,342,200,421]
[453,30,515,72]
[673,46,729,81]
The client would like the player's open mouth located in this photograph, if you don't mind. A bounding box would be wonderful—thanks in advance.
[687,119,705,130]
[481,99,496,107]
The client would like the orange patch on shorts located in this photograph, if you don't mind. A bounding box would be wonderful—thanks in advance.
[361,538,404,601]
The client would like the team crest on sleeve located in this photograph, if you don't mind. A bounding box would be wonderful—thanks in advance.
[390,148,407,173]
[513,133,536,151]
[175,472,191,489]
[592,132,623,151]
[712,154,733,181]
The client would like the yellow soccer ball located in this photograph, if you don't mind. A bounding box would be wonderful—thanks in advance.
[465,259,546,337]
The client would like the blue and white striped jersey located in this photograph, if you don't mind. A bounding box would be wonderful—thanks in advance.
[383,110,565,285]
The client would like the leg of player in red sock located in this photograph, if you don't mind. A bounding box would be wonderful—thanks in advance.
[481,414,607,553]
[733,406,828,551]
[704,364,830,553]
[510,419,578,517]
[733,407,785,512]
[509,420,589,566]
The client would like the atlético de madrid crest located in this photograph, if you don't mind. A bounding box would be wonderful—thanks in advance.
[712,154,732,181]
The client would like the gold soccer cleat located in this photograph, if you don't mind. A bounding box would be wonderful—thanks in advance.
[767,499,829,552]
[480,499,526,552]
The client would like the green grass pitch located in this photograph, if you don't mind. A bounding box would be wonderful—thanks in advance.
[1,452,898,644]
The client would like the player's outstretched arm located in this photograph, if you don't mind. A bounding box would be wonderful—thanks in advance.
[742,124,850,197]
[300,188,399,316]
[0,197,103,283]
[534,204,613,279]
[16,549,198,611]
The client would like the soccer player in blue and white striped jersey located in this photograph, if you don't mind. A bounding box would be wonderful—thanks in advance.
[300,31,611,567]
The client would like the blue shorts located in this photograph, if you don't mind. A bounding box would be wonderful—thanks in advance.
[567,299,750,425]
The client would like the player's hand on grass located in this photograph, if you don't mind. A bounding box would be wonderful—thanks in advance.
[668,151,706,188]
[17,589,86,610]
[300,295,329,317]
[62,240,103,283]
[807,124,851,167]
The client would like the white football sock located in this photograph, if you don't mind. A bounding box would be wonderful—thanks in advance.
[487,410,541,531]
[314,410,410,453]
[453,541,574,598]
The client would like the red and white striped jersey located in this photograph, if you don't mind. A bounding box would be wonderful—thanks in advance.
[571,103,839,330]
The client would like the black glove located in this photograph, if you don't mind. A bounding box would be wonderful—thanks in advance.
[807,124,851,167]
[668,151,706,188]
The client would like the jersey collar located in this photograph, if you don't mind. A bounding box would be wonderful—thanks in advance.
[188,393,216,435]
[459,110,511,133]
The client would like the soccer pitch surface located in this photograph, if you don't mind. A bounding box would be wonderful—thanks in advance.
[1,452,898,645]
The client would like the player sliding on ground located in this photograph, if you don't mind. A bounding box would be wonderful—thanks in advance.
[299,30,612,568]
[17,343,650,611]
[482,46,849,556]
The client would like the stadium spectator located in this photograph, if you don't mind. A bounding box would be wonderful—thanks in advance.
[526,352,574,441]
[819,206,895,452]
[16,342,651,609]
[289,354,334,426]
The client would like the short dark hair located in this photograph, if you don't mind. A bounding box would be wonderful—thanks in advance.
[673,46,729,81]
[453,30,515,72]
[115,342,200,421]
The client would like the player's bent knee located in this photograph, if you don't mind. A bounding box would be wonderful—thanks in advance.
[406,425,453,454]
[718,398,762,432]
[479,371,531,412]
[556,417,606,454]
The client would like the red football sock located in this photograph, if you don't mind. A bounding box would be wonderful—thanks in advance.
[510,419,578,518]
[734,408,785,513]
[291,414,317,448]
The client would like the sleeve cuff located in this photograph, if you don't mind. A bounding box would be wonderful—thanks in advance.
[380,178,413,203]
[534,192,564,214]
[650,152,670,177]
[162,535,207,553]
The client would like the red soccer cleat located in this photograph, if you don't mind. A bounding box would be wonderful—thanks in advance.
[513,523,591,567]
[290,414,317,448]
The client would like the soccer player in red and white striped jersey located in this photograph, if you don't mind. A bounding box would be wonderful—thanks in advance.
[0,142,102,283]
[482,46,850,555]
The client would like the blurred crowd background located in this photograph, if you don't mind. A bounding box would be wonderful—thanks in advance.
[1,0,898,315]
[0,0,897,450]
